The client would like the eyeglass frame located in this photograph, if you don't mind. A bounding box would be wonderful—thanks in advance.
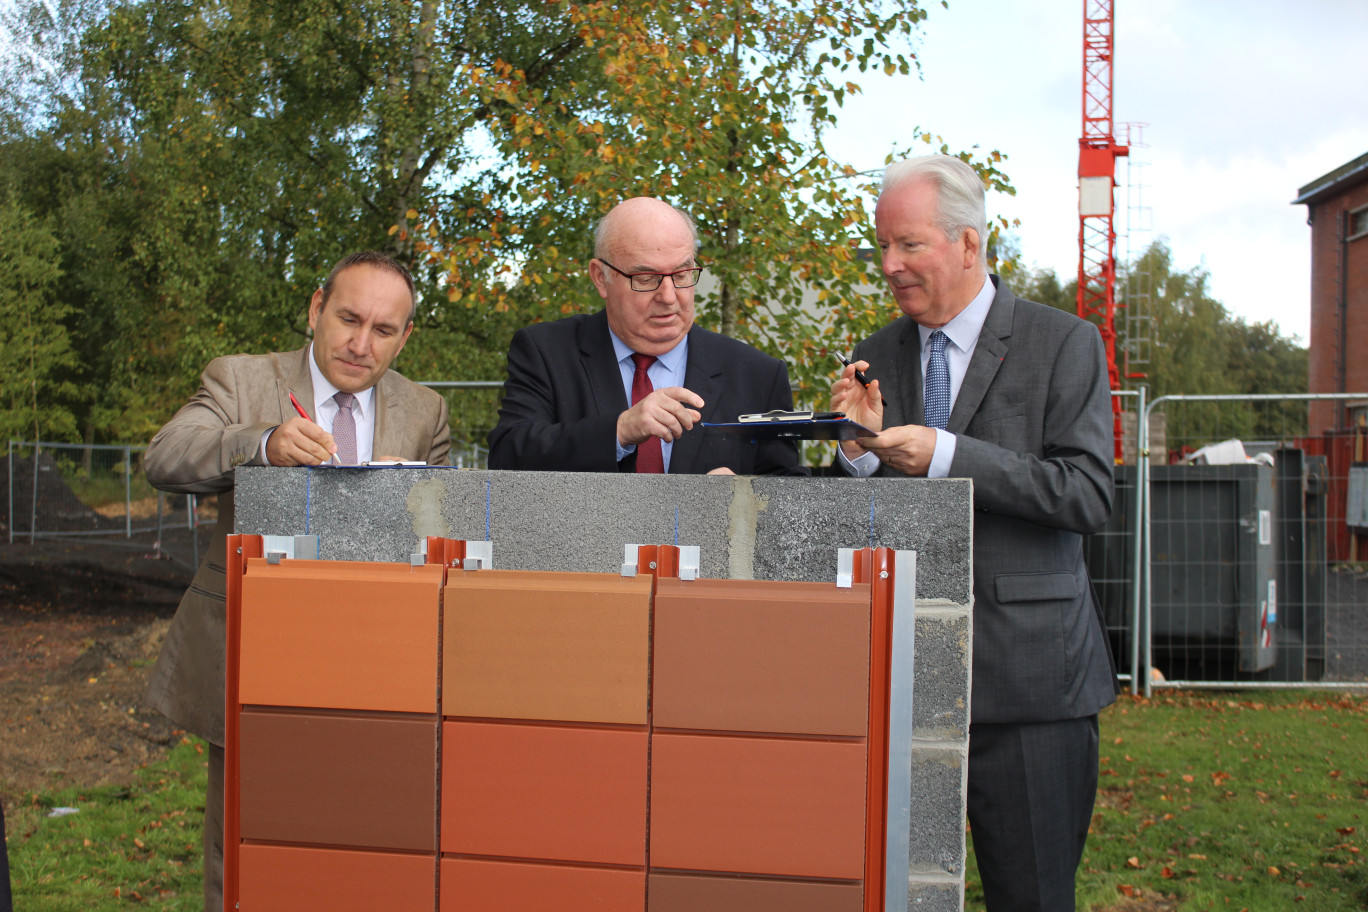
[597,258,704,292]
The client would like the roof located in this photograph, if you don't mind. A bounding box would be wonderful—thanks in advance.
[1293,151,1368,206]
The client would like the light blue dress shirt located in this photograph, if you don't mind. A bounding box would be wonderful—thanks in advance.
[610,330,690,473]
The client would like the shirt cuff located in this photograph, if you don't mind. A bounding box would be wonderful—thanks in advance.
[260,428,276,466]
[926,429,956,478]
[616,440,636,463]
[838,445,880,478]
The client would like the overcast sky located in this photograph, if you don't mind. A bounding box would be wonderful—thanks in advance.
[824,0,1368,343]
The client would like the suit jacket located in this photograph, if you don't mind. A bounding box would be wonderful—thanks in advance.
[487,310,803,475]
[142,346,451,744]
[854,276,1117,724]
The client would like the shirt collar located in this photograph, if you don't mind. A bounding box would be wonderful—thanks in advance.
[608,327,690,374]
[307,342,376,417]
[919,274,994,353]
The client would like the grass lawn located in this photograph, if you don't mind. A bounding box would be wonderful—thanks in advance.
[6,692,1366,910]
[7,738,207,911]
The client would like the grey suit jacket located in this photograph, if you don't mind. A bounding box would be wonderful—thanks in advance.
[854,276,1117,724]
[142,346,451,744]
[487,310,803,475]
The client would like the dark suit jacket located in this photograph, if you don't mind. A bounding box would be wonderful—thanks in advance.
[488,310,803,475]
[854,276,1117,725]
[142,346,451,744]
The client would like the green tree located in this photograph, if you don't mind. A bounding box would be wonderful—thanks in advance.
[0,194,79,441]
[433,0,1014,401]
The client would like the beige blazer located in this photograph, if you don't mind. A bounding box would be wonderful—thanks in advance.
[142,346,450,744]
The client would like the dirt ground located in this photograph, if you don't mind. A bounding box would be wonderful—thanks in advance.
[0,529,203,806]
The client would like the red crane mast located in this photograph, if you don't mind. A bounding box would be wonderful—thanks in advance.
[1076,0,1128,459]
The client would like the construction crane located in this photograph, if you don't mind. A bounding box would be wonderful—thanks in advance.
[1076,0,1128,460]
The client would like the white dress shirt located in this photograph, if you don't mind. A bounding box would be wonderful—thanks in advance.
[261,343,378,464]
[842,275,994,478]
[610,329,689,472]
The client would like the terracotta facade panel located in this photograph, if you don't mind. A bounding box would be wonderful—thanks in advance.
[240,563,442,712]
[653,579,870,735]
[444,573,651,725]
[442,721,648,865]
[647,872,863,912]
[441,858,645,912]
[239,711,436,851]
[649,733,867,879]
[238,844,435,912]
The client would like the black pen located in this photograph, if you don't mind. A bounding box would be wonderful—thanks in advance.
[834,352,888,407]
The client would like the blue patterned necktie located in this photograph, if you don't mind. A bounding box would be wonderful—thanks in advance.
[333,391,358,465]
[924,330,951,430]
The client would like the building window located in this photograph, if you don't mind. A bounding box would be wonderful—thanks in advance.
[1351,205,1368,241]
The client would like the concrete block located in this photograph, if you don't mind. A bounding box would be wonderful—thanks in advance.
[907,747,966,878]
[749,476,972,603]
[911,611,972,742]
[906,880,962,912]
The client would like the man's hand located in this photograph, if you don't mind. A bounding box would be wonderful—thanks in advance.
[265,417,337,466]
[860,424,938,477]
[830,359,883,461]
[617,387,705,447]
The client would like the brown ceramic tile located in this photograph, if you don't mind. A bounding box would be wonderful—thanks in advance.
[653,579,871,736]
[239,711,436,851]
[238,843,435,911]
[441,858,645,912]
[647,872,863,912]
[239,562,443,713]
[443,572,652,725]
[441,721,647,865]
[650,733,867,879]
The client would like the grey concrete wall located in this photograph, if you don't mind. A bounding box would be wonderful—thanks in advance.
[235,466,973,909]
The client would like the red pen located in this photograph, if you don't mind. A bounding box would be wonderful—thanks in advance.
[287,390,312,421]
[287,390,337,464]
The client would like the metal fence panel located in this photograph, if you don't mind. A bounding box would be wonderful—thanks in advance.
[1139,394,1368,693]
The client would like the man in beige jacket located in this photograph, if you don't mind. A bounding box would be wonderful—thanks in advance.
[143,251,450,911]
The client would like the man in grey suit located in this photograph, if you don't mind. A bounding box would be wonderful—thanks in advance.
[488,196,802,475]
[831,156,1117,912]
[143,251,450,912]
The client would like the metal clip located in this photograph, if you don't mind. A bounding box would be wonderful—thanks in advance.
[678,545,701,581]
[836,548,855,588]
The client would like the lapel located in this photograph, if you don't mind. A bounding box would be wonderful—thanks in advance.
[579,310,632,418]
[372,371,402,456]
[670,326,723,474]
[275,346,316,424]
[887,317,923,428]
[948,276,1012,433]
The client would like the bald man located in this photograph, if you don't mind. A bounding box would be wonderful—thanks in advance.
[488,197,804,475]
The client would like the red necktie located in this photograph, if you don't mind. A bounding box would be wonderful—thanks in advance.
[631,353,664,473]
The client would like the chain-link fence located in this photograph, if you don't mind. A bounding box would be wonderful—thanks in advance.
[1131,393,1368,694]
[4,440,209,570]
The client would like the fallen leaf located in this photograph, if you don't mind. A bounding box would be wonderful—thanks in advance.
[1268,866,1281,876]
[1161,866,1175,878]
[1126,856,1141,869]
[1117,884,1136,897]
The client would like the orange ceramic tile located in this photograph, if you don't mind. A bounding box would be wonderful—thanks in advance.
[647,872,863,912]
[650,733,867,879]
[652,579,871,736]
[239,561,442,713]
[444,572,653,725]
[442,721,647,865]
[238,843,434,912]
[239,711,436,851]
[441,858,645,912]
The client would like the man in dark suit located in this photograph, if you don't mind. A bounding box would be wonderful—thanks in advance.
[143,251,450,911]
[831,156,1117,912]
[488,197,802,475]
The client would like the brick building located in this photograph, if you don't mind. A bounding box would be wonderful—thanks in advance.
[1294,151,1368,435]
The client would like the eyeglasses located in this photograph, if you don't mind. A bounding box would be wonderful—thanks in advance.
[598,258,704,292]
